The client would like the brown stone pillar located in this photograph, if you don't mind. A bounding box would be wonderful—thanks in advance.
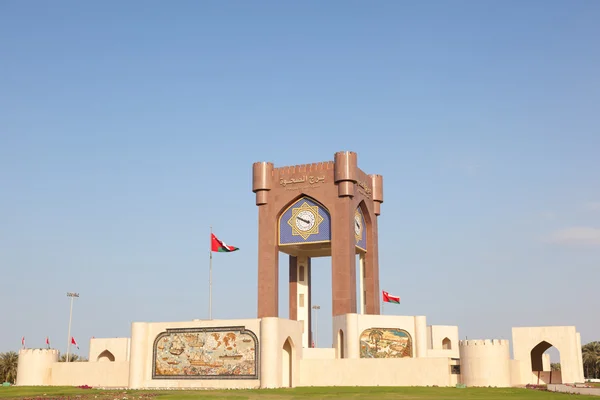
[257,205,278,318]
[364,174,383,314]
[364,214,380,314]
[331,197,357,316]
[288,256,298,320]
[307,257,312,347]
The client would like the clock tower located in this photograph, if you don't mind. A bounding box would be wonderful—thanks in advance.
[251,151,383,348]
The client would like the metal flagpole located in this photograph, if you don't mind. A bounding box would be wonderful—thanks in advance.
[66,292,79,363]
[209,226,213,320]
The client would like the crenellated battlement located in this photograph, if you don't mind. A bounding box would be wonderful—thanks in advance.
[16,347,60,386]
[275,161,335,175]
[459,339,509,346]
[18,348,60,355]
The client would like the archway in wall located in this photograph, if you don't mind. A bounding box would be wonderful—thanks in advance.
[531,341,562,384]
[97,350,115,362]
[442,337,452,350]
[282,338,293,388]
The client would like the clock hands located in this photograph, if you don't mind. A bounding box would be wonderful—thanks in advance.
[297,216,311,224]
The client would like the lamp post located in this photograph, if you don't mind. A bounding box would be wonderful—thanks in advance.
[66,292,79,363]
[312,305,320,347]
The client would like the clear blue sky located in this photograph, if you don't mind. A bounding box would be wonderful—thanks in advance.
[1,1,599,360]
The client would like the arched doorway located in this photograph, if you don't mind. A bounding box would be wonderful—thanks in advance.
[97,350,115,362]
[282,338,293,388]
[531,341,562,384]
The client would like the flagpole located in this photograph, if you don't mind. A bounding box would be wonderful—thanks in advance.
[209,226,213,320]
[66,292,79,363]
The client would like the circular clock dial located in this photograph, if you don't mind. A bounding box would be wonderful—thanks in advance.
[296,210,316,231]
[354,214,362,235]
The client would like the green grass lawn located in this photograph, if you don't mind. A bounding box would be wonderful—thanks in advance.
[0,386,579,400]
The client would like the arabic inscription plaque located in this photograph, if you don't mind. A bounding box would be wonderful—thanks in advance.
[279,175,326,191]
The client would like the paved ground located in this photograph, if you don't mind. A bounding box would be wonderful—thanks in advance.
[548,384,600,396]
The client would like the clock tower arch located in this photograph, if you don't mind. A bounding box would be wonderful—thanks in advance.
[252,151,384,348]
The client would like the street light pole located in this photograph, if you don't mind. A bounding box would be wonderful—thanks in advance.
[66,292,79,363]
[312,305,320,347]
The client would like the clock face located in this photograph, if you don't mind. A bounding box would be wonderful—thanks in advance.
[296,210,316,232]
[354,213,362,235]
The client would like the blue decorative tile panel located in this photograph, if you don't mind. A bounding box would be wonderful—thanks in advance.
[279,197,331,245]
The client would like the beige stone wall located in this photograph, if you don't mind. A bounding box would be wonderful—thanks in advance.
[428,325,459,359]
[332,314,460,361]
[509,359,522,386]
[512,326,584,385]
[259,317,303,388]
[302,348,335,360]
[15,317,586,390]
[16,349,58,386]
[459,339,511,387]
[332,314,419,359]
[298,358,453,387]
[51,362,130,387]
[542,353,551,371]
[576,332,585,381]
[89,338,130,362]
[128,318,265,390]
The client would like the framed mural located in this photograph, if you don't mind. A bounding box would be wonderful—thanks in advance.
[152,326,259,380]
[359,328,412,358]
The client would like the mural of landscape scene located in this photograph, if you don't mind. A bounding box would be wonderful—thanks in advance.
[153,327,258,379]
[360,328,413,358]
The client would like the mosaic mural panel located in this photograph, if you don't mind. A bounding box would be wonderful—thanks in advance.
[152,326,259,380]
[355,206,367,251]
[279,196,331,245]
[359,328,413,358]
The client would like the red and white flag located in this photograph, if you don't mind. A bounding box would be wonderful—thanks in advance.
[21,337,25,348]
[382,290,401,304]
[211,233,239,252]
[45,337,50,348]
[71,337,79,349]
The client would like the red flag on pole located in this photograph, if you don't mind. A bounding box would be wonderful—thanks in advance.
[46,337,50,348]
[382,290,401,304]
[21,337,25,348]
[71,337,79,349]
[211,233,239,252]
